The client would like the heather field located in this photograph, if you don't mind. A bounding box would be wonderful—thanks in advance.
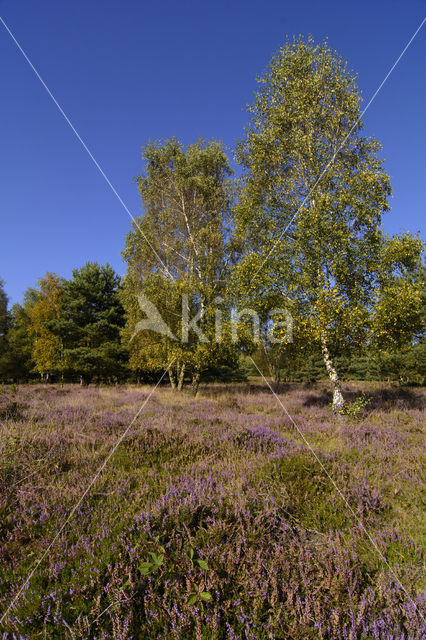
[0,382,425,639]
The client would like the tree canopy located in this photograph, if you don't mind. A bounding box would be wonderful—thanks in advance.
[0,37,423,395]
[121,138,239,393]
[48,262,128,384]
[234,36,423,410]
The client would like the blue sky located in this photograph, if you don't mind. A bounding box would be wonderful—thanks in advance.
[0,0,425,305]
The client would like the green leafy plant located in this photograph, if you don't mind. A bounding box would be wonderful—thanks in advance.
[188,547,209,571]
[139,538,166,575]
[139,552,164,575]
[339,393,371,421]
[187,587,212,606]
[187,548,212,607]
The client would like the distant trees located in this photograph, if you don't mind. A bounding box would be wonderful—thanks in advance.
[234,36,423,411]
[121,138,239,393]
[28,273,63,380]
[48,262,128,384]
[0,265,128,384]
[0,287,36,382]
[0,37,424,394]
[0,279,8,367]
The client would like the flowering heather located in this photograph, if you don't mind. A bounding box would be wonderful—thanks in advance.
[0,381,424,638]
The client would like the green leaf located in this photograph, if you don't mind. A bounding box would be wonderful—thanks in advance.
[187,593,198,605]
[139,562,155,575]
[189,548,194,560]
[200,591,212,602]
[149,552,164,565]
[196,559,209,570]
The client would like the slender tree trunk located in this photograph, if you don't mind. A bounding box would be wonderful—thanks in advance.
[273,364,281,384]
[168,367,177,391]
[177,364,185,391]
[320,332,344,413]
[190,371,201,397]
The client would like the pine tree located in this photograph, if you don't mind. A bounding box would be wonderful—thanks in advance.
[49,263,128,383]
[0,279,8,369]
[0,289,37,382]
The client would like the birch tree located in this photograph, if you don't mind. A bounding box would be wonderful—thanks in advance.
[121,138,238,393]
[235,37,397,412]
[28,273,63,380]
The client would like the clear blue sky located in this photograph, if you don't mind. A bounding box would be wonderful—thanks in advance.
[0,0,425,305]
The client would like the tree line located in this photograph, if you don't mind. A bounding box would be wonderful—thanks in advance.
[0,37,424,408]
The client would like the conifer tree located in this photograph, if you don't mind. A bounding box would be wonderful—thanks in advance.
[49,263,127,383]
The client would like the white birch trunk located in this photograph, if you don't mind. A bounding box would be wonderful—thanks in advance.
[320,332,344,413]
[177,364,185,391]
